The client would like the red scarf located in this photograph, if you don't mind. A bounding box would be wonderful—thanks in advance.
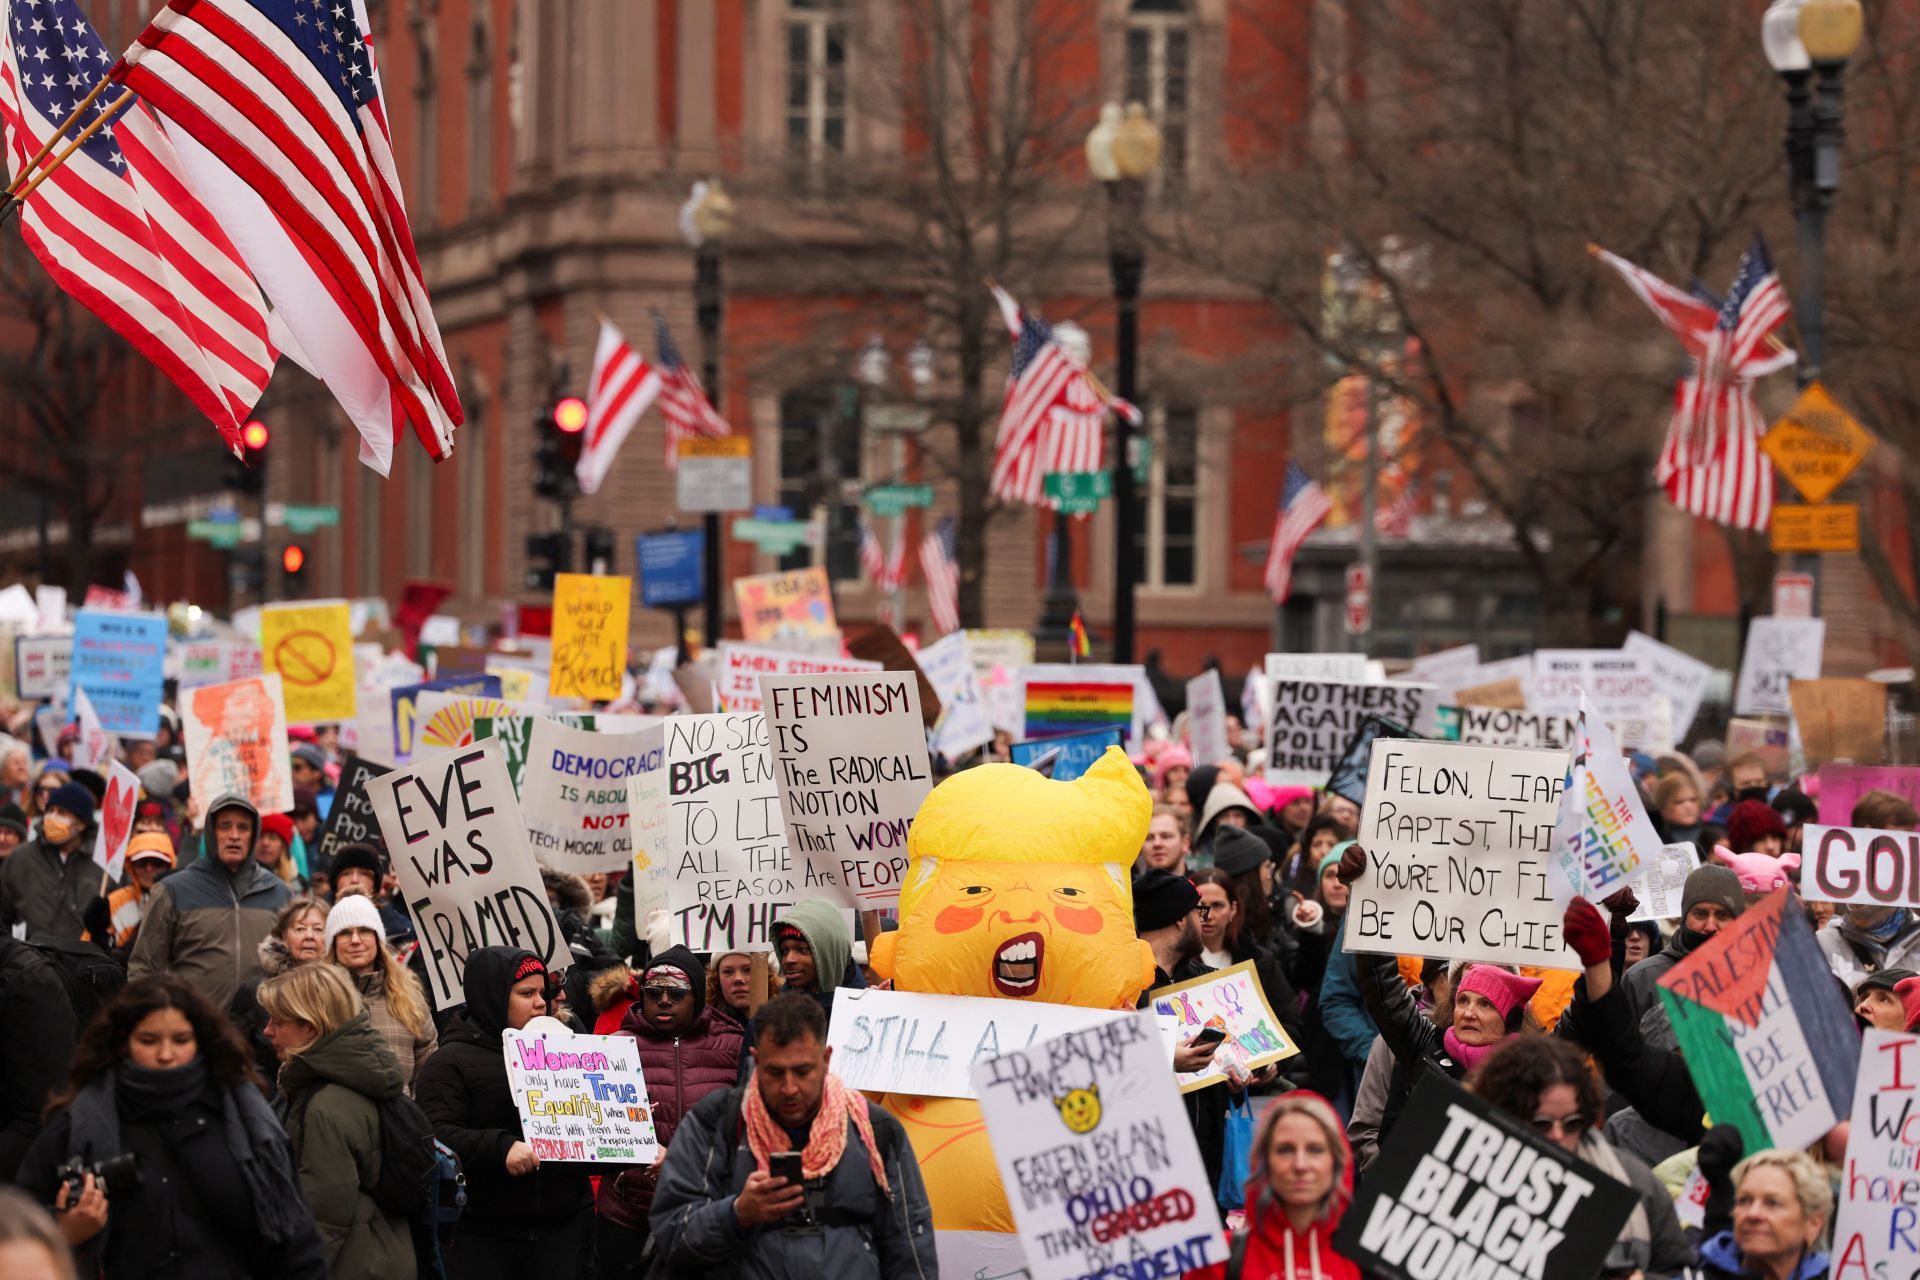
[741,1071,890,1196]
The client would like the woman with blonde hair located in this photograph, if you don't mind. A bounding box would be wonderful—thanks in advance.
[259,963,416,1280]
[323,895,436,1089]
[1693,1145,1832,1280]
[0,1185,77,1280]
[1184,1090,1360,1280]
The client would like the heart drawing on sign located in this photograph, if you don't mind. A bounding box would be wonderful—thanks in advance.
[99,774,136,867]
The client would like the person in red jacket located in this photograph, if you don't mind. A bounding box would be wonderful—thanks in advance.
[1188,1090,1361,1280]
[596,945,744,1280]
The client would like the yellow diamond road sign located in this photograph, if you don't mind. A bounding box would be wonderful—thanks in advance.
[1760,381,1874,504]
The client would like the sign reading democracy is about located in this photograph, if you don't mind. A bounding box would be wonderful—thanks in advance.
[1011,727,1124,783]
[259,600,357,722]
[1186,669,1231,767]
[1457,707,1576,752]
[1803,824,1920,908]
[13,634,69,701]
[181,674,295,814]
[502,1025,659,1164]
[1347,739,1571,970]
[311,754,391,864]
[716,642,880,715]
[917,632,995,760]
[1265,678,1435,788]
[1816,764,1920,827]
[1333,1073,1637,1280]
[1735,616,1826,717]
[1147,961,1299,1092]
[763,673,932,910]
[1549,694,1662,904]
[549,574,632,701]
[664,713,793,953]
[521,720,657,875]
[972,1012,1225,1280]
[826,987,1134,1100]
[363,739,567,1010]
[1622,631,1713,741]
[69,608,167,736]
[1830,1030,1920,1280]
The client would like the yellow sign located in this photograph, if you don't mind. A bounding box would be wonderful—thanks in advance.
[259,600,356,721]
[549,573,631,701]
[678,436,751,459]
[1769,502,1859,553]
[1760,382,1874,503]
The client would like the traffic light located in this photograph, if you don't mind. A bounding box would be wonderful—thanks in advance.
[532,397,588,501]
[525,531,571,592]
[583,526,615,575]
[281,543,308,589]
[226,419,270,495]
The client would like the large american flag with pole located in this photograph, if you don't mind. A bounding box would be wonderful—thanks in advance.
[1263,462,1332,604]
[988,284,1139,507]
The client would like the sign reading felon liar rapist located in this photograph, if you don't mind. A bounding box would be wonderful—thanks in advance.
[664,713,794,953]
[1347,739,1573,971]
[363,738,566,1009]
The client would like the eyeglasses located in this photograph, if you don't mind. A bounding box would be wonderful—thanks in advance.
[1530,1113,1588,1137]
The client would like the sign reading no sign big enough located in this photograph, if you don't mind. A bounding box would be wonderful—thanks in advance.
[664,713,794,953]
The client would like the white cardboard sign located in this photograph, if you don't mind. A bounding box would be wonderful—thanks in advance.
[1265,651,1369,684]
[1736,617,1826,717]
[1623,631,1713,741]
[1532,649,1658,751]
[1627,842,1703,922]
[1457,707,1576,751]
[716,642,880,716]
[1185,669,1231,767]
[663,713,793,953]
[1264,678,1435,788]
[520,719,657,874]
[918,632,996,760]
[1804,824,1920,907]
[180,673,295,814]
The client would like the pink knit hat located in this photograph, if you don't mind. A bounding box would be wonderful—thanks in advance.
[1153,746,1194,787]
[1898,976,1920,1032]
[1712,847,1800,894]
[1456,965,1544,1021]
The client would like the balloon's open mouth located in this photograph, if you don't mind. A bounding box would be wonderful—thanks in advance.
[992,932,1044,996]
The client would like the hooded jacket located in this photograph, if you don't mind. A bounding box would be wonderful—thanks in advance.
[278,1010,417,1280]
[1694,1231,1827,1280]
[772,899,854,1013]
[0,824,102,940]
[414,946,592,1237]
[128,794,295,1008]
[1186,1091,1361,1280]
[1817,911,1920,992]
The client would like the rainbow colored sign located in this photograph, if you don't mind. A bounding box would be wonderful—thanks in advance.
[1018,663,1145,744]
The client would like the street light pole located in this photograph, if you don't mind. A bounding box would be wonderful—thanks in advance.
[1109,180,1145,665]
[695,245,724,646]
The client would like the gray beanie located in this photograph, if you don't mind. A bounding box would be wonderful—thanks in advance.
[1681,865,1745,921]
[138,759,180,799]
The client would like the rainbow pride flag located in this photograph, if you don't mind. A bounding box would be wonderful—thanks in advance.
[1024,679,1135,741]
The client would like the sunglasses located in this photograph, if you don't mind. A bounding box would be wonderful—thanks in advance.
[642,985,691,1000]
[1530,1113,1588,1138]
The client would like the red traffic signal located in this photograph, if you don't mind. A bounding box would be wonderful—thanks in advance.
[281,544,306,575]
[242,420,270,451]
[554,397,588,433]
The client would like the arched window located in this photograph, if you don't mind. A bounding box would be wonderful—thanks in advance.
[1124,0,1190,188]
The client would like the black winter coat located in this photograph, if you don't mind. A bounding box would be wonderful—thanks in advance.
[0,936,76,1180]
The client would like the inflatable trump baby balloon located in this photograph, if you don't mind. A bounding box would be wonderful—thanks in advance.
[867,746,1156,1274]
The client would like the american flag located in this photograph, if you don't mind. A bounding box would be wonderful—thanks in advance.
[111,0,462,475]
[576,318,661,495]
[987,284,1139,507]
[859,522,906,592]
[919,516,960,636]
[654,312,729,470]
[1263,463,1332,604]
[0,0,273,453]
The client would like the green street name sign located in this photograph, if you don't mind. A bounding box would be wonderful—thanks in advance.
[863,484,935,517]
[732,518,814,555]
[1043,470,1112,515]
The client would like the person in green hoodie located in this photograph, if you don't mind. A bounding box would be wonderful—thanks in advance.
[259,962,416,1280]
[770,899,857,1017]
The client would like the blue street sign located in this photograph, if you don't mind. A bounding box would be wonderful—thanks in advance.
[1009,728,1125,782]
[752,504,795,523]
[636,529,705,609]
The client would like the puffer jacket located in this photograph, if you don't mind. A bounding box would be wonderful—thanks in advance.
[599,999,744,1229]
[0,936,76,1180]
[278,1011,417,1280]
[0,829,101,939]
[648,1084,936,1280]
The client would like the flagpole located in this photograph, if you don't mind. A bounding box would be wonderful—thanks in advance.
[7,75,116,196]
[0,90,135,226]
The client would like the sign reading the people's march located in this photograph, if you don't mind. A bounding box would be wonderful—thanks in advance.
[1266,679,1434,788]
[1185,669,1231,767]
[1324,715,1418,808]
[312,754,391,863]
[549,573,632,701]
[1019,663,1146,746]
[260,600,357,722]
[1657,889,1860,1153]
[182,674,295,813]
[1627,842,1703,923]
[69,608,167,736]
[1817,764,1920,827]
[1457,707,1575,751]
[827,987,1134,1100]
[1804,824,1920,907]
[1532,650,1658,751]
[972,1012,1226,1280]
[762,672,932,910]
[664,713,793,952]
[1333,1073,1637,1280]
[918,632,995,759]
[1623,631,1713,740]
[1549,693,1660,904]
[1348,739,1571,970]
[502,1026,659,1164]
[363,739,566,1009]
[14,634,70,701]
[1010,728,1124,782]
[1830,1030,1920,1280]
[520,720,657,874]
[716,642,880,715]
[1147,961,1299,1093]
[1736,617,1826,717]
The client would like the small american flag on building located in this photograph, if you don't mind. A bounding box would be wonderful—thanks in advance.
[919,516,961,636]
[1264,463,1332,604]
[654,312,729,470]
[988,284,1138,507]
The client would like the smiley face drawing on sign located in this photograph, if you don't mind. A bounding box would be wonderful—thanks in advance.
[1053,1083,1102,1135]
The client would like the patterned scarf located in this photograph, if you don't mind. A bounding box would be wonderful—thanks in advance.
[742,1070,890,1196]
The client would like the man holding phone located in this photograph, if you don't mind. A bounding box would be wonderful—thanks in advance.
[648,993,937,1279]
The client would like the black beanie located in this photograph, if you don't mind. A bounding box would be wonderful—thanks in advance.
[643,944,708,1018]
[1213,826,1269,879]
[1133,869,1200,933]
[330,842,385,885]
[1856,967,1920,999]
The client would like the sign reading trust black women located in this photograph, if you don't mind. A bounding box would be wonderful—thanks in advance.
[1334,1074,1636,1280]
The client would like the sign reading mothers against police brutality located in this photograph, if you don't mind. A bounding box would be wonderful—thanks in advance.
[520,720,658,875]
[502,1025,659,1164]
[971,1011,1225,1280]
[1804,823,1920,907]
[312,755,392,864]
[1351,740,1570,969]
[1334,1073,1636,1280]
[1266,679,1435,788]
[762,672,932,910]
[1830,1030,1920,1280]
[364,740,566,1010]
[664,713,793,952]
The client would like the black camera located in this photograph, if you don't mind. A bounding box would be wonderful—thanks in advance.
[54,1153,141,1207]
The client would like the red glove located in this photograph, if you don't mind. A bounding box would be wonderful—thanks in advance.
[1563,896,1611,967]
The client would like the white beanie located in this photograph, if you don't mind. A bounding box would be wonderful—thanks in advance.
[325,893,385,953]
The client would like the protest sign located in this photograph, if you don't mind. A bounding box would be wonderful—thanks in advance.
[549,574,632,701]
[628,725,671,923]
[1790,678,1887,766]
[1657,888,1860,1153]
[1347,740,1571,970]
[14,634,69,701]
[733,567,838,648]
[181,674,295,813]
[33,585,65,627]
[1736,617,1826,716]
[391,675,501,762]
[521,719,657,874]
[1533,650,1658,750]
[1804,824,1920,907]
[716,642,880,715]
[761,671,932,911]
[1403,644,1480,698]
[1146,961,1299,1093]
[70,687,115,772]
[1333,1072,1637,1280]
[69,608,166,736]
[1019,664,1146,745]
[827,987,1134,1099]
[259,600,357,722]
[1265,678,1434,788]
[312,754,391,864]
[847,624,944,728]
[1548,693,1662,904]
[92,760,141,882]
[663,713,793,952]
[474,713,595,793]
[415,694,527,751]
[0,584,33,626]
[1627,842,1703,922]
[1457,707,1575,751]
[969,630,1034,734]
[502,1025,659,1163]
[1728,716,1794,781]
[430,645,492,677]
[174,639,228,690]
[1830,1030,1920,1280]
[918,632,995,759]
[972,1012,1225,1280]
[1011,728,1124,782]
[1266,652,1368,684]
[1454,677,1527,710]
[1324,715,1418,809]
[1623,631,1713,740]
[1817,764,1920,827]
[364,739,566,1008]
[1185,669,1231,767]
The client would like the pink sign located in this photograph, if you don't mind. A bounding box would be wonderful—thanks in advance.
[1816,764,1920,827]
